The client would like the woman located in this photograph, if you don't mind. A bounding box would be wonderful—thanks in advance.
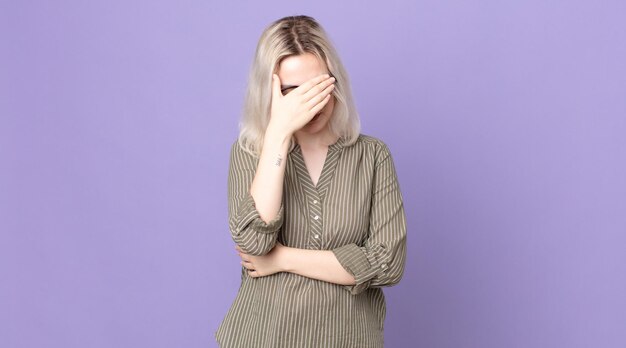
[215,15,407,348]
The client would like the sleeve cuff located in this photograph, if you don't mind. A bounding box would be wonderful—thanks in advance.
[234,190,284,235]
[332,243,380,295]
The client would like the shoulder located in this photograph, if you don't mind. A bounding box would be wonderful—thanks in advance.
[229,138,260,167]
[230,138,258,158]
[229,139,242,159]
[351,133,393,165]
[230,139,241,155]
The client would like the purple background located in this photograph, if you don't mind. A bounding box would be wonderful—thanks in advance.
[2,1,625,347]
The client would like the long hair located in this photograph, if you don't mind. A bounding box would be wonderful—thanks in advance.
[237,15,361,157]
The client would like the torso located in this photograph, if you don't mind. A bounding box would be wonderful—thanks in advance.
[217,134,397,347]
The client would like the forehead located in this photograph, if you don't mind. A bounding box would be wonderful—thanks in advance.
[277,53,328,85]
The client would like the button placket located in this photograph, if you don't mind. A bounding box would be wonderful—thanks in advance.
[292,139,345,250]
[308,191,323,249]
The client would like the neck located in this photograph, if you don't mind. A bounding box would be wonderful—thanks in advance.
[294,129,339,150]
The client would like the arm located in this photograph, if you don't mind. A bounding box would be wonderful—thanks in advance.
[331,143,407,295]
[228,130,291,256]
[281,247,357,286]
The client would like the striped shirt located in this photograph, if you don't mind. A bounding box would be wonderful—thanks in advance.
[215,133,407,347]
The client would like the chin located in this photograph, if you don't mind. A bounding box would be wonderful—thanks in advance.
[303,118,329,133]
[304,110,333,132]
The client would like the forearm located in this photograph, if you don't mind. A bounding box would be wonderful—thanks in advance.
[281,246,356,286]
[250,129,290,223]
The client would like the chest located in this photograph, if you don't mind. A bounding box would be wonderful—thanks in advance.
[281,148,376,250]
[299,147,328,187]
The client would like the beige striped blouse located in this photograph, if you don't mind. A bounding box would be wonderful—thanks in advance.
[215,133,407,348]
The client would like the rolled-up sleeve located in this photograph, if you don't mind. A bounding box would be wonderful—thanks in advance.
[331,143,407,295]
[228,141,284,256]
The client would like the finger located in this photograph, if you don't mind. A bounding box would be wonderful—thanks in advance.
[302,75,335,102]
[272,74,282,99]
[306,83,335,112]
[293,73,331,96]
[308,94,332,116]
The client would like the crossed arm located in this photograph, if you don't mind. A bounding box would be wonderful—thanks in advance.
[235,242,357,286]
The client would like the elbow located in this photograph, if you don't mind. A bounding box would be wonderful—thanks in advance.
[385,269,405,287]
[244,240,276,256]
[342,265,405,296]
[374,255,407,288]
[372,270,404,289]
[230,227,277,256]
[383,235,407,287]
[228,212,282,256]
[386,255,406,286]
[390,249,408,285]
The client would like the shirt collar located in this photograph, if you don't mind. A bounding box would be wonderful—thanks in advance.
[290,135,346,154]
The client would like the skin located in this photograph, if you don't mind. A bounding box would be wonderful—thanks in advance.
[235,53,356,286]
[278,53,339,186]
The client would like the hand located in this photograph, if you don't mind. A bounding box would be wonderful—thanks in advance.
[235,242,289,278]
[267,73,336,137]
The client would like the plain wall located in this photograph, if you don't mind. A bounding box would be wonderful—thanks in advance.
[1,1,625,347]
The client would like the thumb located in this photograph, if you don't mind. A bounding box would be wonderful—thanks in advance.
[272,74,281,98]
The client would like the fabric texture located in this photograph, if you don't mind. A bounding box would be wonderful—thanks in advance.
[215,133,407,348]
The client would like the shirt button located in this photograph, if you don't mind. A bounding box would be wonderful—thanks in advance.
[313,200,318,204]
[314,215,319,220]
[314,234,319,239]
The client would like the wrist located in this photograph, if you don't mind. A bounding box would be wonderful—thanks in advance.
[278,245,295,273]
[265,125,291,146]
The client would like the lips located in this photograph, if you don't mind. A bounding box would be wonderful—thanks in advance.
[308,112,322,124]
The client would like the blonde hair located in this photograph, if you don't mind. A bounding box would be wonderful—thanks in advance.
[237,15,361,158]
